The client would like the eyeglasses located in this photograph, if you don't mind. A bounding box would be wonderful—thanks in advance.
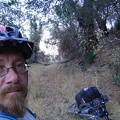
[0,63,30,77]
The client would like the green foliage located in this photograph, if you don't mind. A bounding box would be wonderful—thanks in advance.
[7,0,18,6]
[0,0,25,29]
[33,91,41,100]
[86,50,96,64]
[57,26,80,57]
[71,68,76,75]
[115,20,120,30]
[112,74,120,86]
[55,0,76,19]
[29,16,42,61]
[110,65,120,84]
[81,64,87,72]
[81,50,96,72]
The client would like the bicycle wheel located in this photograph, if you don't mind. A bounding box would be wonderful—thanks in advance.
[66,102,80,115]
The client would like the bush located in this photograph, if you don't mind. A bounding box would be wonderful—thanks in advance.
[115,20,120,30]
[110,64,120,86]
[112,74,120,86]
[81,50,96,72]
[86,50,96,64]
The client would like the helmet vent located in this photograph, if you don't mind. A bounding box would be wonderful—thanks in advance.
[18,32,22,38]
[8,32,14,37]
[0,32,6,36]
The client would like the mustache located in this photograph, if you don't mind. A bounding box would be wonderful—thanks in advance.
[0,84,24,95]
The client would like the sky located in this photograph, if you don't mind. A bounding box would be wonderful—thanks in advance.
[24,26,59,55]
[39,28,59,55]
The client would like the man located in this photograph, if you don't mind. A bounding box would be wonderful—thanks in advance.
[0,25,36,120]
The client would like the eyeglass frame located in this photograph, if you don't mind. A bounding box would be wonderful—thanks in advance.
[0,63,30,77]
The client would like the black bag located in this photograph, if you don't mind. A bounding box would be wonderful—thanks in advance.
[75,86,102,105]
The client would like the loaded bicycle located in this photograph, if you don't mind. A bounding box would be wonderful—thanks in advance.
[66,86,112,120]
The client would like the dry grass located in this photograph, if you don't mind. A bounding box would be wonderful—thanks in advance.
[27,61,120,120]
[27,35,120,120]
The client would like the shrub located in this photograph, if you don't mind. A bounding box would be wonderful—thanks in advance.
[115,20,120,30]
[81,50,96,72]
[112,74,120,86]
[86,50,96,64]
[110,64,120,86]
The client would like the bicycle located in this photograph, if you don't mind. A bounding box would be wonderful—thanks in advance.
[66,86,112,120]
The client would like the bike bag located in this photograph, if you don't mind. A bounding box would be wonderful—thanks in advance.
[75,86,102,105]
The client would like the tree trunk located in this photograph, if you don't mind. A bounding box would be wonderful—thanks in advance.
[83,0,99,53]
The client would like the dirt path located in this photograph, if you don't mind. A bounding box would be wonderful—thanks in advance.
[27,62,120,120]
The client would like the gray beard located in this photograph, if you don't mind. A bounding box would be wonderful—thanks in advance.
[0,93,27,117]
[0,84,27,117]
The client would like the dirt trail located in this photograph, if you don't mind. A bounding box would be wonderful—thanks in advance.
[27,62,120,120]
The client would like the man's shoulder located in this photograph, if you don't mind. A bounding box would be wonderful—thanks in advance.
[27,109,41,120]
[18,108,36,120]
[27,108,36,119]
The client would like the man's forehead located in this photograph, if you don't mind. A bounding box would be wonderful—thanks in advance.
[0,51,25,59]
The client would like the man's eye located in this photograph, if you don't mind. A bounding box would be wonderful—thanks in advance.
[0,66,5,70]
[0,66,6,73]
[16,63,24,68]
[15,63,27,73]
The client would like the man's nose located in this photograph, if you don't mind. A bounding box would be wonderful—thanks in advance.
[5,68,19,84]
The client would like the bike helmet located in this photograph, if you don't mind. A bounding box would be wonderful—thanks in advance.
[0,25,34,59]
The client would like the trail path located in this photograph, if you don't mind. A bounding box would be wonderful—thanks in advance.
[28,62,120,120]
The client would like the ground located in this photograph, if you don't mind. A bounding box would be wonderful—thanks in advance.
[27,62,120,120]
[27,35,120,120]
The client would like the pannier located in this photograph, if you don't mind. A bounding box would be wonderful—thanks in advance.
[75,86,102,105]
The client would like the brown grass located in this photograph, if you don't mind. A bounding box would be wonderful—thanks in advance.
[27,62,120,119]
[27,35,120,120]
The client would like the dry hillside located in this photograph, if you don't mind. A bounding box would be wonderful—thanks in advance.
[27,35,120,120]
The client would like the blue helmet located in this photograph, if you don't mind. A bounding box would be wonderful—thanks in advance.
[0,25,34,59]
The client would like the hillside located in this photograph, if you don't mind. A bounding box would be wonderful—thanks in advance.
[27,34,120,120]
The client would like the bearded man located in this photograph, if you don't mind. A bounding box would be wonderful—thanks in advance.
[0,25,37,120]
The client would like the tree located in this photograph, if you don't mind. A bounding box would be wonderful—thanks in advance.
[57,25,80,58]
[29,16,42,62]
[54,0,99,55]
[54,0,120,55]
[1,0,119,61]
[0,0,26,28]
